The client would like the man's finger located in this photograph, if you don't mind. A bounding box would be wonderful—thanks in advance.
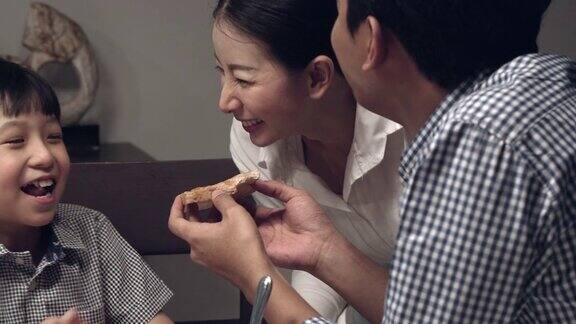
[254,206,284,219]
[253,180,304,203]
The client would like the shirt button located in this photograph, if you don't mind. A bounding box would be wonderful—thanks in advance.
[28,281,37,291]
[14,257,25,265]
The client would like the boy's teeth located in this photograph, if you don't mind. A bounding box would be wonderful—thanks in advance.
[35,179,55,188]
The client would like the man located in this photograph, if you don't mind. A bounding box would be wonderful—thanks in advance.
[169,0,576,322]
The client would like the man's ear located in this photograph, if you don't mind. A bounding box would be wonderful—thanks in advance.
[306,55,335,99]
[362,16,387,71]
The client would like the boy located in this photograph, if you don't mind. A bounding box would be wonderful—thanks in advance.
[0,58,173,323]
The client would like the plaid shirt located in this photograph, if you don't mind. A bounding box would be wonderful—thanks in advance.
[385,54,576,323]
[304,54,576,324]
[0,204,172,323]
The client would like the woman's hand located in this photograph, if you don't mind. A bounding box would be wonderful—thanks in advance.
[168,191,273,291]
[253,180,341,274]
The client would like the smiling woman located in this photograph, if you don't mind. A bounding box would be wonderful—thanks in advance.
[207,1,405,323]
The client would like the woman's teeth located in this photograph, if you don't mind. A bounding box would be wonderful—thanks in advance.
[242,119,263,127]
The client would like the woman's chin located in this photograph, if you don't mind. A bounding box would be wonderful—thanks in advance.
[249,134,278,147]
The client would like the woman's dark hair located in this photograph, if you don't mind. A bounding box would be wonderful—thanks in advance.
[213,0,341,72]
[346,0,551,89]
[0,58,61,120]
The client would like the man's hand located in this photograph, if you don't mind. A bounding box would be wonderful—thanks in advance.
[168,191,273,290]
[253,180,340,274]
[41,308,83,324]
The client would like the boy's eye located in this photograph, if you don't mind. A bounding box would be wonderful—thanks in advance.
[47,133,63,142]
[4,137,25,145]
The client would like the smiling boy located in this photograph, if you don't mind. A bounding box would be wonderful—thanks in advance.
[0,58,173,323]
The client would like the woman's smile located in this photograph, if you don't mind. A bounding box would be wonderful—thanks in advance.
[239,118,264,133]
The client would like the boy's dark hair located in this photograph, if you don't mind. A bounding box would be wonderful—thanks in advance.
[0,58,61,120]
[346,0,551,89]
[213,0,341,73]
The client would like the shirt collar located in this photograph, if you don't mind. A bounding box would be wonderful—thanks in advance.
[399,73,487,184]
[0,207,85,262]
[256,105,402,181]
[49,206,87,251]
[348,105,403,172]
[0,228,58,260]
[342,105,403,199]
[0,244,9,257]
[257,134,302,184]
[255,105,403,208]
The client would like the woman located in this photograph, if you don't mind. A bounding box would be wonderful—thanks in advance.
[212,0,404,322]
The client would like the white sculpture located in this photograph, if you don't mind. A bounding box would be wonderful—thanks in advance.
[3,2,99,126]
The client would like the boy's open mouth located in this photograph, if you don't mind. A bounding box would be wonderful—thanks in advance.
[21,179,56,197]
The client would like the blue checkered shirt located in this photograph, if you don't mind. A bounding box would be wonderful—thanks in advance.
[303,54,576,324]
[0,204,172,323]
[384,54,576,323]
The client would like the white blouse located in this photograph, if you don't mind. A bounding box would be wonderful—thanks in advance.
[229,105,405,323]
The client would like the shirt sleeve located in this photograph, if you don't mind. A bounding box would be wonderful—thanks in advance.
[95,214,172,323]
[385,121,544,323]
[292,270,346,322]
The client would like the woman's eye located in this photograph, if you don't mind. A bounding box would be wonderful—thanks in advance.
[234,78,252,88]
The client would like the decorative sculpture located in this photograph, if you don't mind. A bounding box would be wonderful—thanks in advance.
[2,2,98,126]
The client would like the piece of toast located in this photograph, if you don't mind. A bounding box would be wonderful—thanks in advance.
[180,170,260,210]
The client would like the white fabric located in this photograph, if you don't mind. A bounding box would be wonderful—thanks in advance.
[230,105,404,323]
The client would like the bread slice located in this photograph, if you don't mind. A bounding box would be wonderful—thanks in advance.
[180,170,260,210]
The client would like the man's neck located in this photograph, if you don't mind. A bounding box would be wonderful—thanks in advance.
[365,34,449,141]
[370,73,448,142]
[401,81,448,141]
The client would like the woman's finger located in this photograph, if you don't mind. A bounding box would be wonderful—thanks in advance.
[168,196,200,241]
[211,190,245,220]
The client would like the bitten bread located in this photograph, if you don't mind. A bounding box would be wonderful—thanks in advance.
[180,170,260,210]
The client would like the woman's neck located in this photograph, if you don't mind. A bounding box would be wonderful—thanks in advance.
[301,78,357,195]
[301,77,356,154]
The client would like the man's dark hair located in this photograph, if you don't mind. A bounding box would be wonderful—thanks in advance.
[213,0,341,73]
[346,0,551,89]
[0,58,61,120]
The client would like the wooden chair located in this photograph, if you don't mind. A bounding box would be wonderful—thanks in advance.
[61,159,252,323]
